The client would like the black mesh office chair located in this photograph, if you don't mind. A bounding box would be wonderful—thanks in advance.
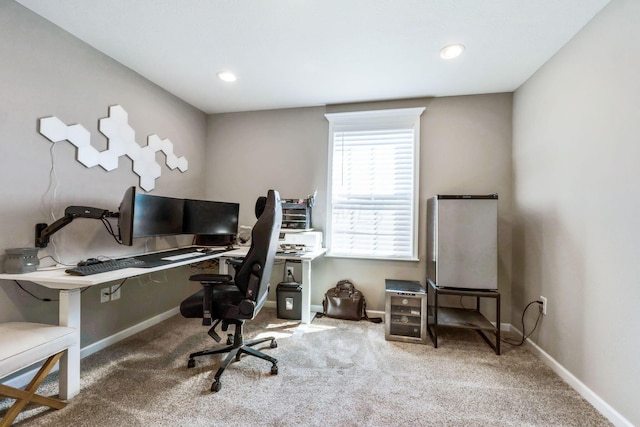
[180,189,282,392]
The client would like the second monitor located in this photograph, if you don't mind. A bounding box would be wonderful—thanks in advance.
[183,199,239,236]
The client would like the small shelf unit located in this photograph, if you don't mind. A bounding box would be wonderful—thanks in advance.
[385,279,427,344]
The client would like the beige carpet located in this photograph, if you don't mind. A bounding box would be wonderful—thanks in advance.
[3,308,611,426]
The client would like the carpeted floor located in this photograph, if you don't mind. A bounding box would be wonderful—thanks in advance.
[2,308,612,426]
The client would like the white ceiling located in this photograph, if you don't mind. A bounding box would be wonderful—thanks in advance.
[17,0,610,114]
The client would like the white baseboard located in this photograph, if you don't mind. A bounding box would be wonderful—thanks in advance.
[511,327,632,427]
[80,307,180,359]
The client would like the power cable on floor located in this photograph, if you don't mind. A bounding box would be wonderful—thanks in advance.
[502,300,543,346]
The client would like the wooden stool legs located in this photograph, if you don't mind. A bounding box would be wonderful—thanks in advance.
[0,351,67,427]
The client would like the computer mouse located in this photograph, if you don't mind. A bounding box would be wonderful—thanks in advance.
[77,258,101,266]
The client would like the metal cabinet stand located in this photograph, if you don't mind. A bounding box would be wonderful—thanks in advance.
[426,279,500,355]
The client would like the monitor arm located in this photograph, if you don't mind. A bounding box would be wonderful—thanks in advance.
[35,206,119,248]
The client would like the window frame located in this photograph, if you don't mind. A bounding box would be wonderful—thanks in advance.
[324,107,424,261]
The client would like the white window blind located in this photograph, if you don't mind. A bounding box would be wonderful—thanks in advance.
[325,108,424,260]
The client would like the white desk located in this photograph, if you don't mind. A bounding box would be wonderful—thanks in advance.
[0,248,228,400]
[220,247,326,324]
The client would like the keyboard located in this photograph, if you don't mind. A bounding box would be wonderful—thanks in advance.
[65,257,146,276]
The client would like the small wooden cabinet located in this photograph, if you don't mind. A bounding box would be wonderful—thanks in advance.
[385,279,427,344]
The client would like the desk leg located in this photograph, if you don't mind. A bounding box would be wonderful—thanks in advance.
[219,257,229,275]
[300,260,313,324]
[58,289,81,400]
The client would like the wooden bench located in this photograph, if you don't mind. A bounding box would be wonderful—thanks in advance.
[0,322,76,426]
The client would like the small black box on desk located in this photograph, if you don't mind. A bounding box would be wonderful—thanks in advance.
[276,282,302,320]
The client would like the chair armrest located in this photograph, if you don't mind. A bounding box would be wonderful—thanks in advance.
[226,258,243,267]
[189,274,233,283]
[226,257,243,274]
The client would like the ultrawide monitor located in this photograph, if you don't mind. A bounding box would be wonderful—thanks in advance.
[133,193,184,238]
[118,187,183,245]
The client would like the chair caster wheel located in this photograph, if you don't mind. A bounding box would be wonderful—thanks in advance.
[211,380,221,392]
[270,340,278,348]
[187,359,196,368]
[235,353,242,362]
[226,334,233,345]
[271,364,278,375]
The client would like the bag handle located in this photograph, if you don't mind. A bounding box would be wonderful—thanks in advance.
[336,279,355,291]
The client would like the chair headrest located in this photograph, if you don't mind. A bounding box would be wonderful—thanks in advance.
[254,196,267,219]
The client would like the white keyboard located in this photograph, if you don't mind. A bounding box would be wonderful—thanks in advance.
[161,251,203,261]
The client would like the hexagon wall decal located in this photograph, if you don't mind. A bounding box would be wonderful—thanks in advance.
[38,105,188,191]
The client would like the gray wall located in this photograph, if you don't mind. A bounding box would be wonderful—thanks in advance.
[0,1,207,345]
[206,95,513,315]
[513,0,639,424]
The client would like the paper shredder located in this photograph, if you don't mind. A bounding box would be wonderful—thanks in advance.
[276,282,302,320]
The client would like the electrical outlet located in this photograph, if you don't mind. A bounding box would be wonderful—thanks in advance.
[286,266,295,279]
[539,296,547,315]
[100,288,110,303]
[111,285,121,301]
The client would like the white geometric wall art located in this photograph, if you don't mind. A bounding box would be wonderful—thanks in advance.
[38,105,188,192]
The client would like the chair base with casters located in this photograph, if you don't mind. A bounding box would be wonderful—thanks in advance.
[186,318,278,392]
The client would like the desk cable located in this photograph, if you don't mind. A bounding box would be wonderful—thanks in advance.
[13,280,92,302]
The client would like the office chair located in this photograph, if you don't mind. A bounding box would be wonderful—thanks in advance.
[180,189,282,392]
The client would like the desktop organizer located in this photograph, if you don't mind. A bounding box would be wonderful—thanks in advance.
[281,199,312,230]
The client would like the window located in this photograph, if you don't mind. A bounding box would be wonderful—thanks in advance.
[325,107,424,260]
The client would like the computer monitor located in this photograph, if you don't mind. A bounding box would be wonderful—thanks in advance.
[118,186,136,246]
[117,186,184,245]
[133,193,184,238]
[184,198,239,245]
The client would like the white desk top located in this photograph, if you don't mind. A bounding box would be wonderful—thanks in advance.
[0,247,327,290]
[0,247,228,289]
[223,247,327,261]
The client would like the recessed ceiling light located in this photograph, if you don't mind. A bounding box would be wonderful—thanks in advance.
[217,71,237,82]
[440,44,465,59]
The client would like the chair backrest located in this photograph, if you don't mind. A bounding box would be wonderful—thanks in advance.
[233,190,282,315]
